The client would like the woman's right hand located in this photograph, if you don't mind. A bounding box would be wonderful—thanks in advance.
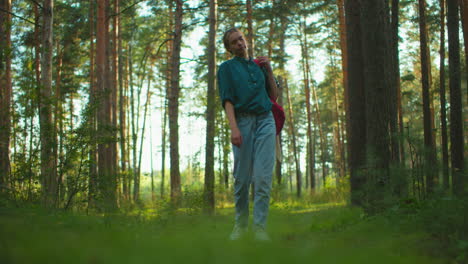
[231,127,243,147]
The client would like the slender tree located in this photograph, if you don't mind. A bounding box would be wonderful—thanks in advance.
[88,0,98,207]
[204,0,217,212]
[0,0,12,193]
[460,0,468,104]
[246,0,254,58]
[169,0,183,202]
[285,79,302,197]
[439,0,449,190]
[447,0,464,195]
[40,0,58,207]
[301,21,315,192]
[418,0,437,193]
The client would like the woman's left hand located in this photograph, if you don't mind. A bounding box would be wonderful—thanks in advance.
[255,56,271,69]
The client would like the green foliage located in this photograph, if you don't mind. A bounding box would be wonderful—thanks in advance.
[417,195,468,263]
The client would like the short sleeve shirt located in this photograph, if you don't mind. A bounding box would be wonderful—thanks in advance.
[217,56,272,114]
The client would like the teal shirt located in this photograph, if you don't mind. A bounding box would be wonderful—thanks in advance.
[217,56,272,114]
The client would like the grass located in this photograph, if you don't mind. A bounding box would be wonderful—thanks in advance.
[0,200,448,264]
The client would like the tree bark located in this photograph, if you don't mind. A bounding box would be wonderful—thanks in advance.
[361,0,392,202]
[300,18,315,192]
[337,0,348,180]
[439,0,449,190]
[345,0,367,206]
[0,0,12,193]
[169,0,183,202]
[447,0,465,195]
[40,0,58,207]
[418,0,437,193]
[97,0,117,211]
[204,0,217,212]
[88,0,98,208]
[285,79,302,197]
[246,0,254,58]
[460,0,468,105]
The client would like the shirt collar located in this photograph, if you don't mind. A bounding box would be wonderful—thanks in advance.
[234,55,252,63]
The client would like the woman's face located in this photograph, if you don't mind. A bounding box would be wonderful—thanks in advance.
[228,31,248,58]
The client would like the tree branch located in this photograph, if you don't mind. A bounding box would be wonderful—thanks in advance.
[0,7,40,27]
[29,0,43,9]
[108,0,146,20]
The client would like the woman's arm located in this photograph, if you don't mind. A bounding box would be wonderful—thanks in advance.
[256,56,278,100]
[224,101,242,147]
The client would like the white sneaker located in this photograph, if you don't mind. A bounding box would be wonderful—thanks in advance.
[229,225,247,240]
[253,226,271,241]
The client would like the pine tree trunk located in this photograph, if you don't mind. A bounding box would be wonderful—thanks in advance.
[418,0,437,193]
[337,0,349,180]
[169,0,183,202]
[439,0,449,190]
[300,18,315,192]
[345,0,367,206]
[461,0,468,106]
[204,0,217,212]
[275,17,288,186]
[246,0,254,58]
[88,0,98,208]
[0,0,12,192]
[117,0,128,202]
[447,0,465,195]
[389,0,401,167]
[361,0,392,205]
[97,0,117,211]
[40,0,58,207]
[285,79,302,197]
[111,0,120,204]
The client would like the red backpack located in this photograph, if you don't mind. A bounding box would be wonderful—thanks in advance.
[253,59,285,135]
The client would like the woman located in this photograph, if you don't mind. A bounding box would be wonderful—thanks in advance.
[217,28,277,241]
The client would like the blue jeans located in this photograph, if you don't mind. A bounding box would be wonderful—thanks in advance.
[232,111,276,229]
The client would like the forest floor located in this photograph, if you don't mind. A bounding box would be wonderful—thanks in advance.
[0,202,448,264]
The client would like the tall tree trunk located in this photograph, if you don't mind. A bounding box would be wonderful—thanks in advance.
[88,0,98,208]
[310,74,327,187]
[418,0,437,193]
[447,0,465,195]
[97,0,117,211]
[275,17,288,186]
[337,0,349,179]
[161,93,167,198]
[300,18,315,192]
[136,78,152,203]
[129,43,137,202]
[345,0,367,206]
[55,43,63,204]
[461,0,468,105]
[439,0,449,190]
[204,0,217,212]
[246,0,254,58]
[111,0,120,204]
[361,0,392,205]
[117,0,128,202]
[169,0,183,202]
[40,0,58,207]
[285,79,302,197]
[390,0,406,196]
[389,0,401,167]
[0,0,12,193]
[149,109,155,203]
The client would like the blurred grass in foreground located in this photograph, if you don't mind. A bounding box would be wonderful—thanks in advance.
[0,201,446,264]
